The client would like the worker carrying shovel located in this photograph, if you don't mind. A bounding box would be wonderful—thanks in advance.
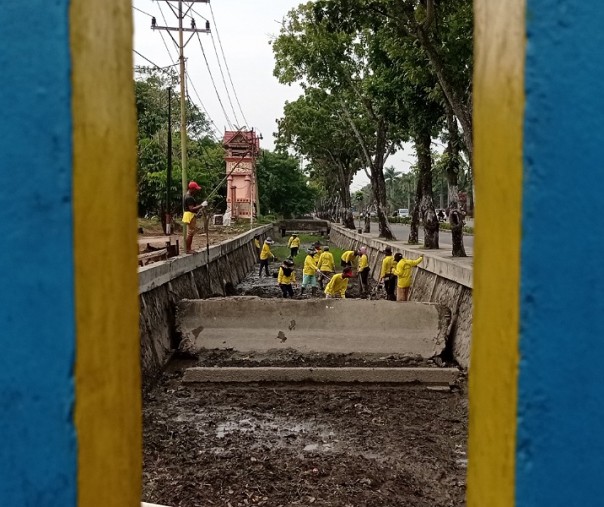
[317,245,335,290]
[300,247,321,297]
[259,237,275,277]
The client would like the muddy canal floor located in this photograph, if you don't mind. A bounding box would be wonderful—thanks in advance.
[143,372,467,507]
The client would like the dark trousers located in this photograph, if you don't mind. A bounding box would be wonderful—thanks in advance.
[280,284,294,298]
[290,247,299,258]
[360,267,370,292]
[259,259,270,276]
[384,275,397,301]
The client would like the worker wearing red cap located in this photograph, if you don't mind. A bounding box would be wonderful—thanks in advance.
[183,181,207,254]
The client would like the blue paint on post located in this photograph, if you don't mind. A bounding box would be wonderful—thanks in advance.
[519,1,604,505]
[0,2,76,506]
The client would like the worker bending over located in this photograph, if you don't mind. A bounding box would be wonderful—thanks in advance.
[277,259,297,298]
[340,249,360,268]
[379,247,397,301]
[259,237,275,277]
[301,248,320,296]
[324,267,354,298]
[317,245,335,289]
[395,253,423,301]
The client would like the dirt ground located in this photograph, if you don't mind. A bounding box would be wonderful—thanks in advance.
[143,372,467,507]
[138,220,257,258]
[142,234,467,506]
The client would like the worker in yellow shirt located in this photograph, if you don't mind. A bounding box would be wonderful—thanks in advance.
[340,249,360,268]
[395,254,423,301]
[313,241,322,264]
[301,247,320,296]
[287,234,301,258]
[317,245,335,289]
[324,267,354,298]
[277,259,297,298]
[259,237,275,277]
[357,246,370,295]
[379,247,396,301]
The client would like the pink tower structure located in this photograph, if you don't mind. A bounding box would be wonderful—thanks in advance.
[223,129,260,219]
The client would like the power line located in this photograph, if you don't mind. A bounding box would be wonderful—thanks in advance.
[194,31,233,130]
[133,49,165,70]
[186,76,221,141]
[132,5,154,18]
[208,31,240,125]
[209,4,249,126]
[157,1,180,52]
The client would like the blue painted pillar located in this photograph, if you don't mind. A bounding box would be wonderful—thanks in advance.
[0,2,76,504]
[471,1,604,505]
[517,1,604,504]
[0,1,141,505]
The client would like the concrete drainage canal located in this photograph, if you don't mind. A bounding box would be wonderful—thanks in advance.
[142,235,468,507]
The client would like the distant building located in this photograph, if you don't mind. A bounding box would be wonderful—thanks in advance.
[223,129,260,219]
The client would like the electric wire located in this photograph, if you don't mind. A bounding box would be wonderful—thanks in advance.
[133,5,154,17]
[157,1,180,52]
[194,31,234,130]
[209,4,250,127]
[186,76,222,141]
[133,49,165,70]
[208,31,241,126]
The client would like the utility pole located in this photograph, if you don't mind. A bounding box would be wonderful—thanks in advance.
[166,87,173,235]
[152,0,211,247]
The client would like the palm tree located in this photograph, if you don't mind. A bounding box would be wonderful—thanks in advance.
[384,166,401,213]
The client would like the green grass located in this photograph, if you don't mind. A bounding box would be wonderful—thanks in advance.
[439,222,474,235]
[271,234,346,268]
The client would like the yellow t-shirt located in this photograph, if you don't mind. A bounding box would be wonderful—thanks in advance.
[278,267,296,285]
[341,250,356,263]
[303,255,319,276]
[260,243,273,260]
[318,252,335,272]
[395,256,423,288]
[325,273,349,298]
[380,255,395,278]
[358,254,369,271]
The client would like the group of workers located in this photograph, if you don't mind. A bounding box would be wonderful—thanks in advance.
[256,233,423,301]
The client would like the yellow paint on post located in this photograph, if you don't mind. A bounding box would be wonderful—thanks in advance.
[71,1,141,506]
[469,1,525,506]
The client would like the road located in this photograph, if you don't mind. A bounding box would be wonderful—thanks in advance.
[381,223,474,252]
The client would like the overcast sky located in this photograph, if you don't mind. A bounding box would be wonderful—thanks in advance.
[132,0,415,191]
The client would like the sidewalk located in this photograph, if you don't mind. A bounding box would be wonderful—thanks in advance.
[358,229,474,272]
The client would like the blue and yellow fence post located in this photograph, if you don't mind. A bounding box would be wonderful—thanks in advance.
[471,1,604,505]
[0,1,141,505]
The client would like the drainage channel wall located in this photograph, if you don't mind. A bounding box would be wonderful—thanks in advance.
[330,225,473,369]
[138,225,272,391]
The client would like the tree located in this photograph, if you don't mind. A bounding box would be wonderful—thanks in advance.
[273,2,407,239]
[135,68,218,217]
[276,88,362,229]
[256,150,317,218]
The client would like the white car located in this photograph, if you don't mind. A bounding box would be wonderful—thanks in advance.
[397,208,410,218]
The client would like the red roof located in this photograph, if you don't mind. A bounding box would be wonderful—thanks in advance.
[223,130,260,152]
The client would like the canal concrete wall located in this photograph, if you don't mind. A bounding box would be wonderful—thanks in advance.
[329,225,473,369]
[138,226,272,390]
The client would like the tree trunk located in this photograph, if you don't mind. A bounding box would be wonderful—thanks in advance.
[370,121,395,240]
[445,110,466,257]
[364,208,371,233]
[416,131,439,249]
[339,180,356,229]
[408,175,421,245]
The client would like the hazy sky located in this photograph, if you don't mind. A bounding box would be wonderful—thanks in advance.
[132,0,415,191]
